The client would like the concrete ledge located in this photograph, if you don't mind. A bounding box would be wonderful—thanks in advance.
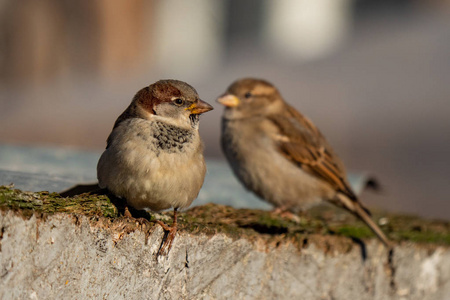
[0,187,449,299]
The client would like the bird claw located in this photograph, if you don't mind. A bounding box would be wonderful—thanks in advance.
[155,220,172,231]
[156,221,177,257]
[271,208,302,224]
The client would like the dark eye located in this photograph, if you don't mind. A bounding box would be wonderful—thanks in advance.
[174,98,184,105]
[244,92,252,99]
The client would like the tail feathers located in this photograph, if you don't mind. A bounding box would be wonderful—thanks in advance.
[336,194,391,248]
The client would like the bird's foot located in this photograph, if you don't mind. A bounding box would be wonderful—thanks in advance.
[271,208,302,224]
[134,217,152,229]
[155,220,177,257]
[120,206,153,242]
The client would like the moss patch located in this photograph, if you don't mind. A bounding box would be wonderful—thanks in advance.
[0,185,118,218]
[1,185,449,247]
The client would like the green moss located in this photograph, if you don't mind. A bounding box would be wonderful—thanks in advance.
[392,229,450,244]
[1,185,449,246]
[0,186,118,218]
[335,225,374,240]
[329,212,450,246]
[256,213,293,229]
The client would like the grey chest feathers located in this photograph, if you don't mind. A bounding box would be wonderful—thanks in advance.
[138,121,194,155]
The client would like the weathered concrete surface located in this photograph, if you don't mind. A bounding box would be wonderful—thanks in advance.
[0,210,449,300]
[0,186,450,299]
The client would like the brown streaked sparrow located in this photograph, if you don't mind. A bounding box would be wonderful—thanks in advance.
[97,79,213,255]
[217,78,390,247]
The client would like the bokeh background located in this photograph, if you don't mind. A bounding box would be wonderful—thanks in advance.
[0,0,449,219]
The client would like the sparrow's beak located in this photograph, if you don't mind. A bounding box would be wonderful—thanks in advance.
[217,94,240,107]
[189,99,214,115]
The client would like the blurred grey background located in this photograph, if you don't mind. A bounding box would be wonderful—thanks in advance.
[0,0,449,220]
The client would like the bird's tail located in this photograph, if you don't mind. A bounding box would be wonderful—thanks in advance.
[336,193,391,248]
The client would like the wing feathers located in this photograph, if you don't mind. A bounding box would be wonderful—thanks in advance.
[269,105,357,201]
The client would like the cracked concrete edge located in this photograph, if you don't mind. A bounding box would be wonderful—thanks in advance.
[0,210,449,300]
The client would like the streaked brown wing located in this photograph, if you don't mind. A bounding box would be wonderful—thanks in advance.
[268,105,357,201]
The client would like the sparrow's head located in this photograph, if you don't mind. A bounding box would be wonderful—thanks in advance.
[217,78,283,119]
[132,79,213,128]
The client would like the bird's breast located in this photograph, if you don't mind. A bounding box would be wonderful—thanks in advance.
[97,118,206,211]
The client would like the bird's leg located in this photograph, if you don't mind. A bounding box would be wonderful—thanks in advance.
[124,206,133,218]
[156,208,178,257]
[271,207,302,224]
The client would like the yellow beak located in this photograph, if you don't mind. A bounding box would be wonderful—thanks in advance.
[217,94,240,107]
[188,99,214,114]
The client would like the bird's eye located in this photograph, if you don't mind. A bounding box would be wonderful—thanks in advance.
[174,98,184,105]
[244,92,252,99]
